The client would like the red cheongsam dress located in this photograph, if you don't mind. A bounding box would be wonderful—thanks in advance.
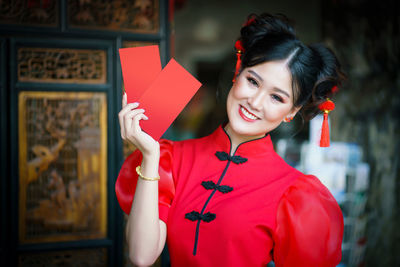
[116,125,344,267]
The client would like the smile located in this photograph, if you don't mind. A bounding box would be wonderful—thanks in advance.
[239,105,259,122]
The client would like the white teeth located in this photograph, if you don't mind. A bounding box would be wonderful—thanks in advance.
[241,106,257,120]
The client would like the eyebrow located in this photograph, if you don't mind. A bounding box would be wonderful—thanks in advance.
[248,70,263,82]
[248,70,291,98]
[272,87,290,98]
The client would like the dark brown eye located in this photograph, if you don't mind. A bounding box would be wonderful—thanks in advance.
[272,94,283,102]
[247,77,259,87]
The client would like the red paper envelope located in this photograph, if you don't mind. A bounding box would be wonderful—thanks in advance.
[138,59,202,140]
[119,45,161,102]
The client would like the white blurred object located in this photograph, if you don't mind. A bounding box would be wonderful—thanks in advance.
[310,114,325,147]
[301,116,370,267]
[354,163,370,192]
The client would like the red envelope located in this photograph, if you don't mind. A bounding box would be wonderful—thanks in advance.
[119,45,161,102]
[138,59,202,140]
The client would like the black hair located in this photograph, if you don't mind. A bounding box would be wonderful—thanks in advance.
[238,13,346,121]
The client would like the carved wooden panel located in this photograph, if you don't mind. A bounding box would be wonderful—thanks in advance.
[17,47,107,84]
[122,41,157,48]
[18,91,107,243]
[19,248,107,267]
[0,0,58,27]
[68,0,159,33]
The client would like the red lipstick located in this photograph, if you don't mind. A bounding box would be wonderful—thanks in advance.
[238,105,258,122]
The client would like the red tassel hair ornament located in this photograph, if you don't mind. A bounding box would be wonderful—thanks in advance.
[233,40,244,83]
[318,98,335,147]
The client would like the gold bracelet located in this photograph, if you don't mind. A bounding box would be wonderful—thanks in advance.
[136,166,160,181]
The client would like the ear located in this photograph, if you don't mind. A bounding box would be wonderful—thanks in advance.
[283,106,301,122]
[288,106,301,117]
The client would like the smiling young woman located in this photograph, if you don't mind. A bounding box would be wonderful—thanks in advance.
[116,13,346,267]
[225,60,299,148]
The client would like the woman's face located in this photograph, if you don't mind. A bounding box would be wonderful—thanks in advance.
[226,60,299,141]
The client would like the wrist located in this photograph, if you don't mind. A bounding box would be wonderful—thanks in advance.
[140,151,160,178]
[142,149,160,164]
[136,166,160,181]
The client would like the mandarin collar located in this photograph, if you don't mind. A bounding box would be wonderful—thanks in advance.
[210,125,274,157]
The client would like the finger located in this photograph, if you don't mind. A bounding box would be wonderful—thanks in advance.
[123,109,145,137]
[119,115,125,139]
[119,102,135,138]
[122,92,126,107]
[119,102,127,139]
[119,112,126,139]
[123,108,145,120]
[119,103,140,139]
[131,113,147,134]
[119,102,139,120]
[126,113,148,143]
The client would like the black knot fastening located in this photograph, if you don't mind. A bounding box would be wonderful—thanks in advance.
[201,181,233,193]
[215,151,247,164]
[185,211,216,222]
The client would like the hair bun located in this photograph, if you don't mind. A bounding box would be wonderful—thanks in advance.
[234,13,346,123]
[240,13,296,51]
[309,43,344,99]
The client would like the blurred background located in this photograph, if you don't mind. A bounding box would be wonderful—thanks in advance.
[0,0,399,266]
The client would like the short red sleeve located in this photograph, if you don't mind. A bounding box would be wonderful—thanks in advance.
[115,139,175,223]
[273,175,344,267]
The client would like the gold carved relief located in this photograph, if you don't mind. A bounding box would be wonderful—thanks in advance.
[122,41,158,48]
[18,91,107,243]
[0,0,58,26]
[18,47,106,84]
[68,0,159,33]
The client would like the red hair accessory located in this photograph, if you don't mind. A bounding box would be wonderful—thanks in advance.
[318,98,335,147]
[233,40,244,83]
[235,40,244,52]
[244,17,255,26]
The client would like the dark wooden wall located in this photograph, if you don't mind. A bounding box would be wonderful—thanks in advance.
[0,1,170,266]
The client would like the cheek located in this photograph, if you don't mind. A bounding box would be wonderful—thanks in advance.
[226,88,234,110]
[227,84,243,107]
[230,81,248,101]
[263,104,292,122]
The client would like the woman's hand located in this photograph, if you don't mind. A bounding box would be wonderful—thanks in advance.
[119,93,160,159]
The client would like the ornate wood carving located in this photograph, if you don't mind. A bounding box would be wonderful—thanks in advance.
[68,0,159,33]
[18,91,107,243]
[122,41,157,48]
[19,248,107,267]
[0,0,58,26]
[17,47,107,84]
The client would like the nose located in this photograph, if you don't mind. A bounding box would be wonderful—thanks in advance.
[247,90,266,111]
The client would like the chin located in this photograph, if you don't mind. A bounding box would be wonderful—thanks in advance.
[228,120,267,138]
